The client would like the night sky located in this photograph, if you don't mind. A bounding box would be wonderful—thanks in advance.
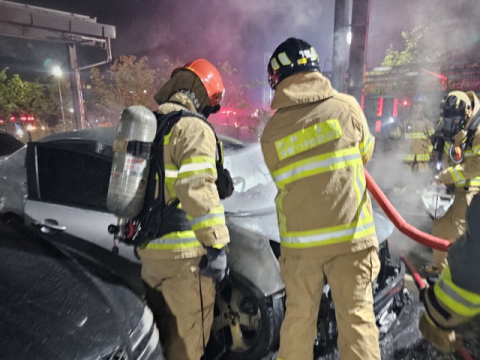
[1,0,478,104]
[0,0,336,85]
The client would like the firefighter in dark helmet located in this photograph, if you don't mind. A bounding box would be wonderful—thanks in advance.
[261,38,380,360]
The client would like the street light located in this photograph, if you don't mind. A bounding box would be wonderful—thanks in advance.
[52,66,65,129]
[52,66,62,77]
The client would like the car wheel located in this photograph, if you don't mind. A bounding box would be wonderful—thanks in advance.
[208,275,284,360]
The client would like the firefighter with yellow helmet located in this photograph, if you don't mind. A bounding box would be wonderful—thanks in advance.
[390,94,435,194]
[426,90,480,274]
[137,59,230,360]
[261,38,380,360]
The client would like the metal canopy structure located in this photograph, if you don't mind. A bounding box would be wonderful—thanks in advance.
[0,0,116,129]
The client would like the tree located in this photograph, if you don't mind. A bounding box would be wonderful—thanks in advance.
[381,25,453,66]
[0,68,73,139]
[380,0,473,67]
[89,55,180,123]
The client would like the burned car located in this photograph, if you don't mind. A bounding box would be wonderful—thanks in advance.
[0,128,408,359]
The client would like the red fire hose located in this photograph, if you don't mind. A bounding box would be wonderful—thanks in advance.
[367,171,475,360]
[364,169,451,252]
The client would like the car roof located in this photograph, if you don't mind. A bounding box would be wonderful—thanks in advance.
[40,127,247,154]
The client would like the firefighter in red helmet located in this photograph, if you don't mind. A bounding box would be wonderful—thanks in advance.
[137,59,230,360]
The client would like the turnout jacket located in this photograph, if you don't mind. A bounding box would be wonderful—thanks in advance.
[425,194,480,326]
[261,72,378,254]
[391,114,434,163]
[139,92,230,260]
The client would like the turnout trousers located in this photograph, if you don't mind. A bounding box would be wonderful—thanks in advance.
[277,246,381,360]
[140,256,216,360]
[432,189,477,270]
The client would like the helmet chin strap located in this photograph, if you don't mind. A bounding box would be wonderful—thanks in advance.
[202,104,221,118]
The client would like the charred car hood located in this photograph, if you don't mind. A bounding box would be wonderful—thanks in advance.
[0,221,144,359]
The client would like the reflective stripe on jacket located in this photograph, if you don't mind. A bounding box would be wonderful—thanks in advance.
[391,116,434,163]
[261,72,378,251]
[140,93,229,259]
[434,265,480,317]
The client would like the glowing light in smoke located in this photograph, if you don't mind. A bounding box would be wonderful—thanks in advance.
[346,31,352,45]
[16,129,24,136]
[52,66,62,77]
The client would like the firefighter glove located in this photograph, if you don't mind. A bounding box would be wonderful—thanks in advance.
[199,246,227,283]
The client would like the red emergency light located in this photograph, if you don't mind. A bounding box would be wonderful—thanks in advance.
[375,120,382,133]
[0,118,4,125]
[20,115,27,122]
[393,98,399,118]
[376,98,384,118]
[9,116,16,122]
[221,109,237,116]
[402,99,410,106]
[27,115,35,122]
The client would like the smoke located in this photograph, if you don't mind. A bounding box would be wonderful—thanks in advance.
[368,0,480,67]
[120,0,335,89]
[367,144,435,249]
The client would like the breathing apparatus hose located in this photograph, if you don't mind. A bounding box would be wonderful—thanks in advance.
[364,169,450,252]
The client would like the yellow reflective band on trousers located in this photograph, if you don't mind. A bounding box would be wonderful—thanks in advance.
[359,134,374,158]
[187,205,226,231]
[143,231,201,250]
[177,156,216,180]
[429,128,435,136]
[434,266,480,317]
[405,132,428,139]
[272,147,363,189]
[274,119,342,161]
[279,215,375,248]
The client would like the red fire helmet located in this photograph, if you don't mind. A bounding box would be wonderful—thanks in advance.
[172,59,225,107]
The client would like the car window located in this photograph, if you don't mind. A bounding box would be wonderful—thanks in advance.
[27,142,112,212]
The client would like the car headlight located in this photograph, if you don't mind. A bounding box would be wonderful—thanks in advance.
[130,305,160,360]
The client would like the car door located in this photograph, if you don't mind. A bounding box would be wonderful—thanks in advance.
[23,139,139,263]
